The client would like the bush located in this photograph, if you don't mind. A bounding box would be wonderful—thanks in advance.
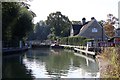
[59,36,92,46]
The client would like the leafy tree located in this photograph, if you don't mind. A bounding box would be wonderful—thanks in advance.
[2,2,35,47]
[46,11,71,37]
[35,21,50,41]
[103,14,118,38]
[104,22,115,38]
[2,2,20,42]
[27,21,50,41]
[12,6,34,41]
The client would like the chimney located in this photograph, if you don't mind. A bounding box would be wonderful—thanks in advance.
[91,17,95,20]
[82,17,86,25]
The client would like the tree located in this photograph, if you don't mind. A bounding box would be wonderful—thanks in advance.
[12,6,34,41]
[104,22,115,37]
[27,21,51,41]
[34,21,50,41]
[46,11,71,37]
[2,2,20,42]
[2,2,35,47]
[103,14,118,38]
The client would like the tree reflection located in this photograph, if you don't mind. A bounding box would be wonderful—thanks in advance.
[24,48,99,78]
[2,54,34,79]
[45,49,72,78]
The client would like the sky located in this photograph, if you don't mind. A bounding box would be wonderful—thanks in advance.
[27,0,120,24]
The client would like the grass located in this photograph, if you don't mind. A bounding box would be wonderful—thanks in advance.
[100,47,120,78]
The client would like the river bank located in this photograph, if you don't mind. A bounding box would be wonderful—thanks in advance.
[2,47,29,56]
[96,54,109,78]
[96,47,120,78]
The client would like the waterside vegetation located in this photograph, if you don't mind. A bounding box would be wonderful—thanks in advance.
[99,47,120,78]
[59,36,92,46]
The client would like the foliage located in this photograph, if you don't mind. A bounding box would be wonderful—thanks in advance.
[59,36,92,46]
[2,2,20,41]
[27,21,50,41]
[104,22,115,38]
[47,33,56,41]
[12,6,34,40]
[46,11,71,37]
[101,47,120,78]
[103,14,118,38]
[2,2,35,47]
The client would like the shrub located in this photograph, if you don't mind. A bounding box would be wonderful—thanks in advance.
[59,36,92,46]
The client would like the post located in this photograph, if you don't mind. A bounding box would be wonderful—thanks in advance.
[85,42,89,55]
[29,41,32,48]
[86,42,89,51]
[19,41,22,48]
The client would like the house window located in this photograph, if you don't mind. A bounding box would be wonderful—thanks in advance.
[92,28,98,32]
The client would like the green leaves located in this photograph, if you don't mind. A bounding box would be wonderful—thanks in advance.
[2,2,34,47]
[46,11,71,37]
[60,36,91,46]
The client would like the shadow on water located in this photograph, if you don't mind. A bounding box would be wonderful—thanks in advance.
[2,53,35,79]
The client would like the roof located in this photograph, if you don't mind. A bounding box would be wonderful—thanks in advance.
[72,24,82,35]
[78,19,95,35]
[72,24,82,30]
[77,19,108,40]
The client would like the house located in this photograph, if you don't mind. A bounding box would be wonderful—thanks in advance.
[70,24,82,36]
[77,18,108,41]
[70,18,89,36]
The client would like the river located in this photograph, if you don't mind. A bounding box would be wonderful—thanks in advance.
[3,48,100,79]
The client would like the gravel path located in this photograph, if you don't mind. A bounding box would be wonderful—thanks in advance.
[96,55,109,78]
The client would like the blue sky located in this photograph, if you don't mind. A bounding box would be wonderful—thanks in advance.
[28,0,120,23]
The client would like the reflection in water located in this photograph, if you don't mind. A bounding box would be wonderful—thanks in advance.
[23,48,100,78]
[2,48,100,79]
[2,54,34,79]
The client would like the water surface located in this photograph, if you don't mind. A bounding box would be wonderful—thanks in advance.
[3,48,100,79]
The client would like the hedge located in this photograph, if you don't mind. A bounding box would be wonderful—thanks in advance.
[59,36,92,46]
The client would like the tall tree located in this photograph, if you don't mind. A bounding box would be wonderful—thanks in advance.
[46,11,71,37]
[35,21,50,41]
[2,2,20,42]
[27,21,51,41]
[12,6,34,41]
[2,2,35,47]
